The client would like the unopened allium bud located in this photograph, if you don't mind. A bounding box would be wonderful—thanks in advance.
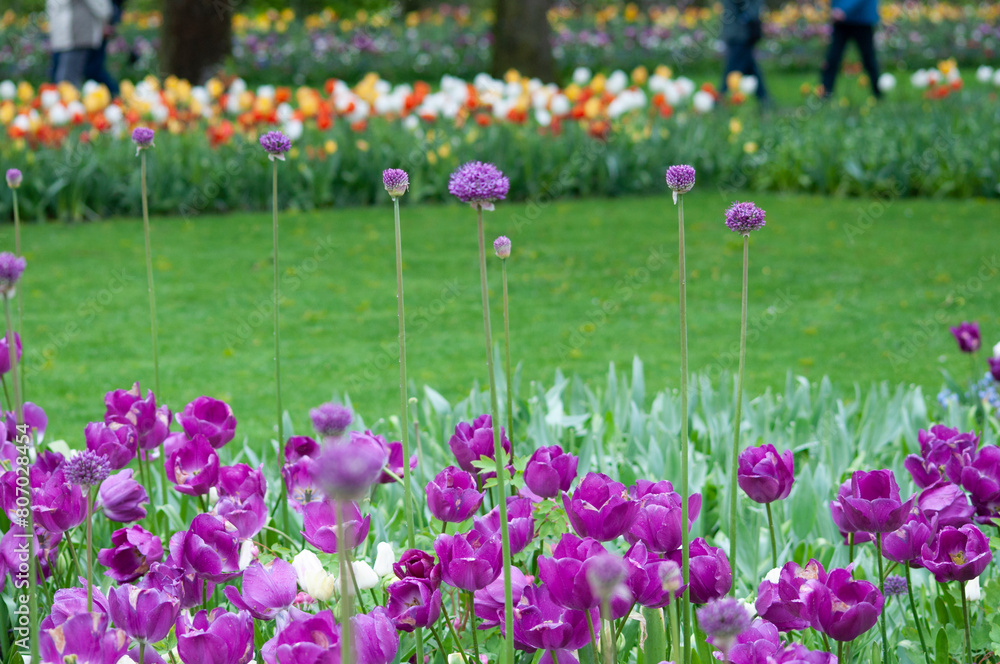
[5,168,22,189]
[309,402,353,437]
[660,559,683,594]
[0,253,26,295]
[697,597,752,657]
[131,127,155,157]
[382,168,409,198]
[494,236,511,259]
[260,130,292,161]
[586,552,628,600]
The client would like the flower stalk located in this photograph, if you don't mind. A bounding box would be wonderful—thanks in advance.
[501,256,513,441]
[271,161,284,452]
[729,235,749,592]
[336,499,354,664]
[677,191,691,664]
[903,565,931,664]
[139,151,160,399]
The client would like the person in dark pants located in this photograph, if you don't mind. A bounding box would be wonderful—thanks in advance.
[820,0,882,98]
[720,0,769,103]
[84,0,124,97]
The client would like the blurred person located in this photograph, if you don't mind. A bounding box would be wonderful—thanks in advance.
[720,0,769,103]
[48,0,113,89]
[84,0,125,97]
[820,0,882,99]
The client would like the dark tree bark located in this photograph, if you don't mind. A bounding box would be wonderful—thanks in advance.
[161,0,234,84]
[492,0,558,83]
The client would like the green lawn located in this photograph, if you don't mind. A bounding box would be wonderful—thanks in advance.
[5,191,998,446]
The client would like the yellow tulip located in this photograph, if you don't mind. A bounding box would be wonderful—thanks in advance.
[324,140,338,154]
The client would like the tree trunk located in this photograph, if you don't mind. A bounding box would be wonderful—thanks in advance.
[492,0,558,83]
[160,0,233,84]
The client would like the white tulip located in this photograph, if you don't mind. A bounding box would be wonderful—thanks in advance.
[692,90,715,113]
[739,75,758,95]
[966,576,982,601]
[283,119,304,142]
[293,550,337,602]
[976,66,994,83]
[0,80,16,100]
[534,108,552,127]
[606,70,629,95]
[40,89,60,109]
[572,67,592,86]
[910,69,929,88]
[764,567,782,584]
[352,561,380,591]
[877,73,896,92]
[373,542,396,577]
[549,94,570,116]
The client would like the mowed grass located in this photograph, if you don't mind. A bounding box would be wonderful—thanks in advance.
[5,191,998,445]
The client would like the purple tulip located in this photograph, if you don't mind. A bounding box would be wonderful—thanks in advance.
[473,495,535,554]
[667,537,732,604]
[176,608,254,664]
[449,414,512,481]
[165,434,220,496]
[283,458,321,511]
[98,525,163,583]
[537,533,608,610]
[563,472,639,542]
[169,514,242,583]
[224,559,297,620]
[177,396,237,449]
[285,435,320,463]
[0,333,21,374]
[33,471,88,533]
[263,608,340,664]
[351,606,399,664]
[960,444,1000,522]
[474,566,532,629]
[727,618,783,664]
[217,493,268,540]
[755,559,827,632]
[904,425,978,489]
[434,529,504,591]
[625,542,683,609]
[524,445,578,498]
[920,523,993,583]
[97,469,150,523]
[314,431,387,500]
[2,524,59,586]
[374,432,418,484]
[840,469,914,534]
[39,612,128,664]
[426,465,485,523]
[43,585,110,629]
[773,644,839,664]
[918,480,974,528]
[302,498,370,553]
[85,421,138,470]
[138,562,211,610]
[951,321,981,353]
[386,577,442,632]
[108,584,180,643]
[737,444,795,504]
[804,567,883,642]
[512,583,597,653]
[105,383,171,451]
[217,464,267,501]
[392,549,441,587]
[989,357,1000,382]
[881,511,933,567]
[829,480,873,545]
[626,479,701,553]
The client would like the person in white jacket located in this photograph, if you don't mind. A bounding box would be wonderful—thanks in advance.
[47,0,113,88]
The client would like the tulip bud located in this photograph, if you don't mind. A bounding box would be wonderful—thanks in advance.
[292,550,337,602]
[353,561,380,590]
[373,542,395,577]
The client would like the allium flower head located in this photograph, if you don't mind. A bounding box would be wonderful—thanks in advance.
[131,127,155,156]
[494,236,511,259]
[64,449,112,487]
[0,252,26,294]
[725,201,767,235]
[383,168,409,198]
[697,597,752,655]
[586,552,629,600]
[883,574,907,596]
[448,161,509,211]
[5,168,22,189]
[665,164,696,203]
[260,130,292,161]
[309,402,353,437]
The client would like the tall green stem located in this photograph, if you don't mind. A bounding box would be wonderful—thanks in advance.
[765,502,778,569]
[271,162,284,451]
[729,235,749,594]
[86,487,95,611]
[336,500,354,664]
[677,193,691,664]
[140,152,160,398]
[668,603,680,663]
[961,581,973,664]
[466,590,480,661]
[475,206,514,664]
[501,259,514,441]
[875,533,891,664]
[12,188,24,402]
[904,565,931,664]
[601,599,616,664]
[391,195,423,664]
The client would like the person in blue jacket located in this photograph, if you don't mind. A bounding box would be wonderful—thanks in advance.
[820,0,882,98]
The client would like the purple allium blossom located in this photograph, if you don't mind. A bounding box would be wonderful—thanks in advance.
[0,252,26,294]
[309,402,353,437]
[260,130,292,161]
[5,168,22,189]
[382,168,409,197]
[725,201,767,235]
[697,597,752,656]
[586,552,629,600]
[131,127,155,156]
[448,161,510,210]
[665,164,696,199]
[64,449,112,487]
[494,235,511,259]
[951,322,981,353]
[883,574,907,596]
